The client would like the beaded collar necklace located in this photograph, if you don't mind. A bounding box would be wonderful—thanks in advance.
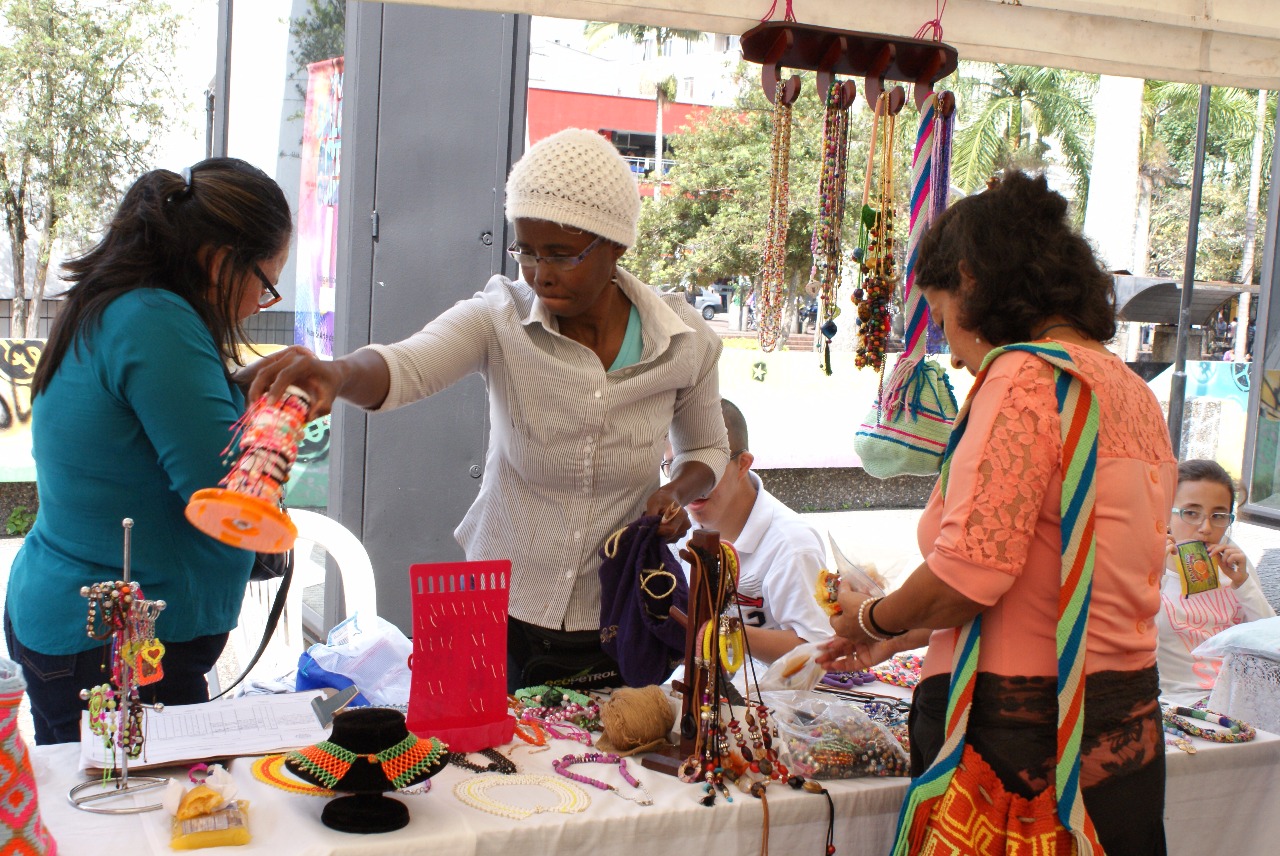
[453,773,590,820]
[447,748,518,775]
[286,734,446,790]
[552,751,652,805]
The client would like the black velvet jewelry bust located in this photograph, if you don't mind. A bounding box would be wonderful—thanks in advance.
[285,707,447,833]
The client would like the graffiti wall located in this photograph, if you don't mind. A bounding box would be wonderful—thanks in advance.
[0,339,41,481]
[293,57,344,360]
[0,339,329,509]
[1148,360,1251,477]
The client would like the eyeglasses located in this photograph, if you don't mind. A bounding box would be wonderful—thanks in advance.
[1171,507,1235,527]
[507,236,606,271]
[252,265,283,309]
[661,449,744,477]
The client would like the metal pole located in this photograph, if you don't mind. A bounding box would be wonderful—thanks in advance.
[211,0,234,157]
[1167,84,1211,454]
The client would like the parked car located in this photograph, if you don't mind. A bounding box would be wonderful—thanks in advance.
[689,286,726,320]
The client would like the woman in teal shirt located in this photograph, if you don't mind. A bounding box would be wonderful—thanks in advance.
[4,158,292,744]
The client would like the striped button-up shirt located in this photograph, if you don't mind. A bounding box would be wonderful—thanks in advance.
[363,268,729,630]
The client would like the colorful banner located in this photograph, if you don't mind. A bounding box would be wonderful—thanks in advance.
[294,56,344,360]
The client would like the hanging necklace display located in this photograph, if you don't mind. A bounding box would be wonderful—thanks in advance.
[185,386,311,553]
[853,89,961,478]
[758,75,801,353]
[70,518,169,814]
[853,88,903,370]
[808,76,857,375]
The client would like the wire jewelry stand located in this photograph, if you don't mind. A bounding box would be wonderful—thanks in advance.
[69,518,169,813]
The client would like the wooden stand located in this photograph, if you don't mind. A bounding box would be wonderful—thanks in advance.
[641,529,720,776]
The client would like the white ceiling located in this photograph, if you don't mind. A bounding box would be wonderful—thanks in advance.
[382,0,1280,88]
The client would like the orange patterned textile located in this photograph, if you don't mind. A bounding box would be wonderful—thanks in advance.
[906,746,1090,855]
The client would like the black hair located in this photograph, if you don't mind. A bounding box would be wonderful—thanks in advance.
[914,170,1116,345]
[1177,459,1241,511]
[34,157,292,396]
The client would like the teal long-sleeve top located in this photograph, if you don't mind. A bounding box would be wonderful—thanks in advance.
[6,289,253,655]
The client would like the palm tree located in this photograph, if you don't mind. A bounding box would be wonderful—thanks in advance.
[950,64,1097,197]
[582,23,704,197]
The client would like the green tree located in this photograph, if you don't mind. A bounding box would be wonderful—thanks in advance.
[1142,82,1274,283]
[631,66,915,337]
[289,0,345,91]
[950,64,1096,198]
[0,0,178,336]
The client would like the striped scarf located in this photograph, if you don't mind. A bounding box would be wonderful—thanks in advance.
[891,342,1104,856]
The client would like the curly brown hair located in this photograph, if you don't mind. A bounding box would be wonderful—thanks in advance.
[914,170,1116,345]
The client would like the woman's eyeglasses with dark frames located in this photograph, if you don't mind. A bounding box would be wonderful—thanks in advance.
[253,265,283,309]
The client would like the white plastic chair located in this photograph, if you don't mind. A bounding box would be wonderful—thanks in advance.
[220,510,377,692]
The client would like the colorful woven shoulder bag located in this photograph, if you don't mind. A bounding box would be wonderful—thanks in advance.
[854,92,958,478]
[891,342,1106,856]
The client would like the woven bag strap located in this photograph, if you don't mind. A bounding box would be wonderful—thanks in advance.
[901,92,936,362]
[892,342,1101,855]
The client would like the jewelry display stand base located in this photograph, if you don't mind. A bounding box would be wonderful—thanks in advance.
[69,775,168,814]
[321,793,409,834]
[639,743,684,777]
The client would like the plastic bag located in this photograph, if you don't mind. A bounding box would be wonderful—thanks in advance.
[763,689,909,779]
[294,613,412,706]
[1193,615,1280,660]
[757,642,827,693]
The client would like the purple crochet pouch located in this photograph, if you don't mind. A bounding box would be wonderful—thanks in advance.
[597,514,689,686]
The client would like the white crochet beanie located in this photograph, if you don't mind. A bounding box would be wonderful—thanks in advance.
[505,129,641,248]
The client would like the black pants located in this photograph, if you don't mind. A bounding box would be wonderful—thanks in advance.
[505,616,619,692]
[909,674,1168,856]
[4,608,228,745]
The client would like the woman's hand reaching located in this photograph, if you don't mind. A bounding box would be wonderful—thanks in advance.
[644,485,692,542]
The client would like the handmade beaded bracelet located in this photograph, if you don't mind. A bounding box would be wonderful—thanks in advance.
[1162,706,1256,744]
[453,773,590,820]
[552,751,653,805]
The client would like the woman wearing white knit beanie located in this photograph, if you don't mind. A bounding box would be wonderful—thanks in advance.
[243,128,729,690]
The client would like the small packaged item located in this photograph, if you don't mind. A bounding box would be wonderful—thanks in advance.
[165,764,250,849]
[764,690,909,780]
[170,801,251,850]
[1175,540,1220,597]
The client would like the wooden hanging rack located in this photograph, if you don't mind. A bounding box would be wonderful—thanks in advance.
[741,21,957,110]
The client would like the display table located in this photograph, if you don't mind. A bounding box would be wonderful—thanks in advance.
[30,723,1280,855]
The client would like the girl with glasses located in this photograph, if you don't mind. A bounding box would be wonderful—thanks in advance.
[1155,459,1275,706]
[4,158,293,744]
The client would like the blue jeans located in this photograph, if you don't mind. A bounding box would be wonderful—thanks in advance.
[3,608,228,745]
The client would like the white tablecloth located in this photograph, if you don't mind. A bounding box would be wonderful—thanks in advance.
[30,726,1280,855]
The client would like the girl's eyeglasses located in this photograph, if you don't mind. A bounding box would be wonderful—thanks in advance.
[1171,507,1235,527]
[252,265,283,309]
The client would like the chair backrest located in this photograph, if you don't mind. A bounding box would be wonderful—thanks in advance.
[223,510,377,691]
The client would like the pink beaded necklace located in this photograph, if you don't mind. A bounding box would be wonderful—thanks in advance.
[552,752,652,805]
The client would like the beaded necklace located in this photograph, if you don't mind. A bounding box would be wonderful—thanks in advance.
[287,734,446,789]
[251,754,335,796]
[552,752,653,805]
[758,77,794,353]
[1161,705,1256,744]
[809,78,855,375]
[854,91,900,370]
[447,748,518,775]
[453,773,590,820]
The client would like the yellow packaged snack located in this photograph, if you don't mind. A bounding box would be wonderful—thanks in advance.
[169,800,251,850]
[177,784,224,820]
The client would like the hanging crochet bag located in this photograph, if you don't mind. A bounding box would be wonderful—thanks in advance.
[854,91,958,478]
[0,655,55,855]
[891,343,1105,856]
[597,515,690,687]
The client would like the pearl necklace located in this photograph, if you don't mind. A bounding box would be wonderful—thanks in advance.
[453,773,590,820]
